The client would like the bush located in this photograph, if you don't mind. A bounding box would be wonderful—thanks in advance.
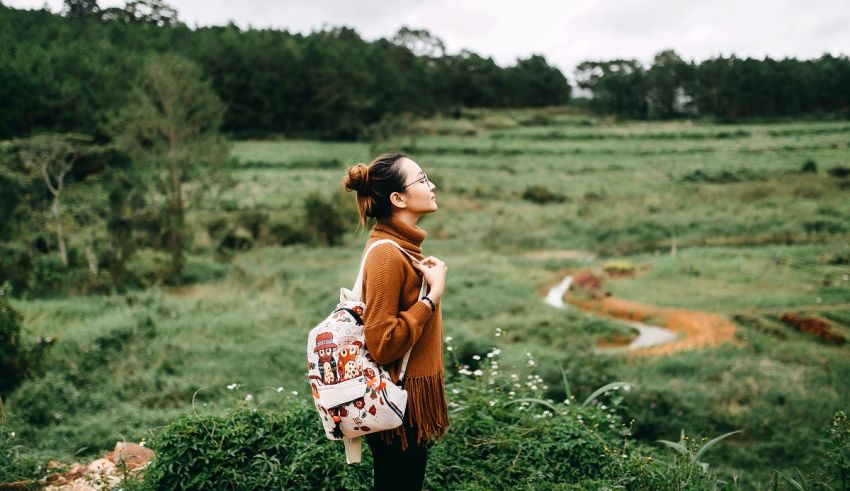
[8,317,160,427]
[0,421,41,485]
[268,221,311,246]
[0,283,23,394]
[827,166,850,179]
[800,159,818,173]
[143,348,740,490]
[303,193,347,247]
[822,410,850,489]
[125,248,172,288]
[522,185,568,204]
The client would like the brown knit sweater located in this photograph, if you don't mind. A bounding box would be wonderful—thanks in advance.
[361,215,449,449]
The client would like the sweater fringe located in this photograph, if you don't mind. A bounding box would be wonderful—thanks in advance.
[378,371,449,450]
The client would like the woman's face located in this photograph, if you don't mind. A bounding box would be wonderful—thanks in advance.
[397,157,438,214]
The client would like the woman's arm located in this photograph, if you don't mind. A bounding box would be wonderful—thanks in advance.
[362,243,433,365]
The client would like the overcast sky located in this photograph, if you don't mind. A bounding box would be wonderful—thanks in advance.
[7,0,850,81]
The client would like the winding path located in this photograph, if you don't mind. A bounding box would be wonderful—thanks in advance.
[545,274,738,355]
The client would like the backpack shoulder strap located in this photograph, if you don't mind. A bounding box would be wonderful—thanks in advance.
[351,239,422,300]
[351,238,427,382]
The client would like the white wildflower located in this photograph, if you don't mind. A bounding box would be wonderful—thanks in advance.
[245,394,254,402]
[291,391,298,396]
[227,383,238,390]
[473,369,484,377]
[276,387,284,393]
[472,355,481,360]
[444,336,453,342]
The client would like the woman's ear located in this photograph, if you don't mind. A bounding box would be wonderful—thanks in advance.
[389,191,407,209]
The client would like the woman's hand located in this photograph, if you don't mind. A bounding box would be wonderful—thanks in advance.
[412,256,447,303]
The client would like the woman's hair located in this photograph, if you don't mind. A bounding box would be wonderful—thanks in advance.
[342,152,408,228]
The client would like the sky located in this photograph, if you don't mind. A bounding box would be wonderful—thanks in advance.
[6,0,850,82]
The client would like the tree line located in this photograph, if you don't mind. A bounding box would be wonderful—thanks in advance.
[0,1,570,141]
[576,50,850,120]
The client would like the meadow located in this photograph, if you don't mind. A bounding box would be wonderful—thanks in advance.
[3,108,850,489]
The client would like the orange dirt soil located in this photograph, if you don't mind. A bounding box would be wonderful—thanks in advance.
[566,289,741,356]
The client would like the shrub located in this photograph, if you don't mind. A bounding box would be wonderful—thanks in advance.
[125,248,172,288]
[0,421,41,485]
[0,283,23,394]
[303,193,346,247]
[827,166,850,178]
[800,159,818,173]
[237,210,270,240]
[522,185,567,204]
[823,410,850,489]
[143,347,740,490]
[268,220,311,246]
[8,318,160,427]
[679,168,763,184]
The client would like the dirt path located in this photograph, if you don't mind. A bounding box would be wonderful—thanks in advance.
[568,293,740,355]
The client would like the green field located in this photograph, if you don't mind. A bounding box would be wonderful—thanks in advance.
[4,109,850,488]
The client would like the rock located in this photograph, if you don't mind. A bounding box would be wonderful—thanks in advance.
[86,458,116,476]
[113,442,155,469]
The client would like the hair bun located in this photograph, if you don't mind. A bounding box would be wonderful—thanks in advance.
[344,163,370,193]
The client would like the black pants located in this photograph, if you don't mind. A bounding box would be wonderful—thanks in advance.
[365,411,429,491]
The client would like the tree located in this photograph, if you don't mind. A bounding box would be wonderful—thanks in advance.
[391,27,446,58]
[646,50,695,118]
[109,53,230,284]
[122,0,180,27]
[576,59,648,118]
[505,54,571,107]
[18,135,90,267]
[62,0,100,19]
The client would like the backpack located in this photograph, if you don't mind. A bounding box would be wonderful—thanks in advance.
[306,239,426,464]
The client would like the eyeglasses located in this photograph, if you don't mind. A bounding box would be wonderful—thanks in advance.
[402,172,430,189]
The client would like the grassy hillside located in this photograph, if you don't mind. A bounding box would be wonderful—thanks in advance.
[3,108,849,488]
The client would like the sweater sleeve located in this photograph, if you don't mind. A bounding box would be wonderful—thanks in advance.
[362,243,433,365]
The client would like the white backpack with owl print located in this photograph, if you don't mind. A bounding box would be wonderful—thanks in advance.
[306,239,426,464]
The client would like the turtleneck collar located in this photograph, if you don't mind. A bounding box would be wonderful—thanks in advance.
[370,215,427,255]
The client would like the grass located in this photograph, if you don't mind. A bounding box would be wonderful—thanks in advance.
[3,108,850,488]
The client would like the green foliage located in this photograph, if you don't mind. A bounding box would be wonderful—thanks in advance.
[142,348,742,490]
[0,6,571,141]
[0,283,23,394]
[108,51,232,284]
[522,185,568,204]
[0,421,41,485]
[800,159,818,173]
[303,193,347,247]
[144,401,370,490]
[827,166,850,179]
[2,112,850,486]
[577,50,850,120]
[821,410,850,489]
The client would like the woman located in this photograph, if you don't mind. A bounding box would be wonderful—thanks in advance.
[342,152,449,490]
